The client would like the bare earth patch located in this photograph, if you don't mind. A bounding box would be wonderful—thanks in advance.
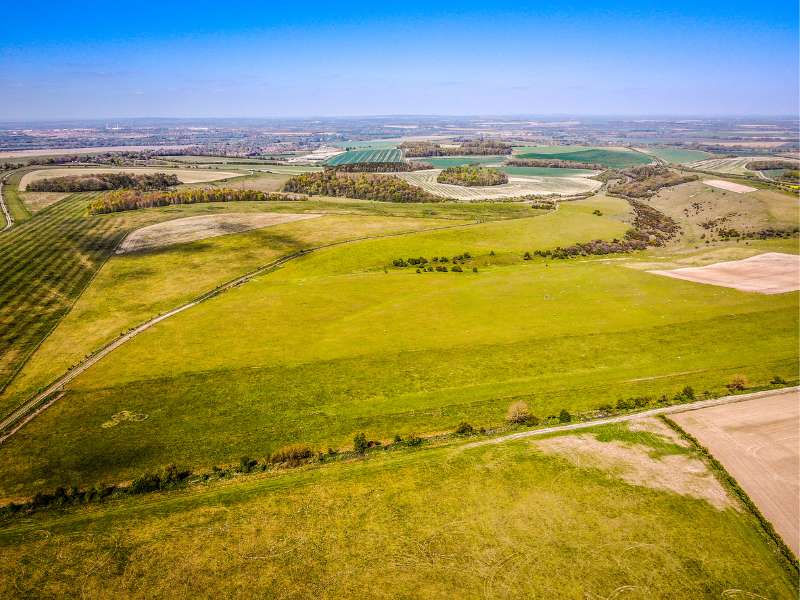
[703,179,757,194]
[670,390,799,554]
[628,417,690,447]
[648,252,800,294]
[21,192,70,212]
[19,167,241,190]
[117,212,321,253]
[533,433,732,509]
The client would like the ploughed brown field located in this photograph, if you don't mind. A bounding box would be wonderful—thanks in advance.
[671,390,800,555]
[649,252,800,294]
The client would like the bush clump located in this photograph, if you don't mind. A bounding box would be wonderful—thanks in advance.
[727,374,749,392]
[506,401,531,424]
[437,166,508,187]
[455,422,475,435]
[269,444,314,465]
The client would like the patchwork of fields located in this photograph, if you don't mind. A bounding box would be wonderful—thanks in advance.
[395,169,601,198]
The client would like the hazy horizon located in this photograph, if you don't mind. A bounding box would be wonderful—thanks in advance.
[1,1,798,120]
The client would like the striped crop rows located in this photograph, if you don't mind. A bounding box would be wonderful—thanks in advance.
[0,193,129,395]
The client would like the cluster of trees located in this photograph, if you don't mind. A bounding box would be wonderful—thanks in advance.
[283,170,444,203]
[527,237,648,259]
[28,171,180,192]
[608,165,697,198]
[331,160,432,173]
[507,158,603,170]
[745,160,799,171]
[400,140,512,157]
[718,226,799,240]
[437,166,508,187]
[89,188,298,214]
[392,253,478,273]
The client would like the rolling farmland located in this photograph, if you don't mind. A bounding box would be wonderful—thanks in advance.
[395,169,601,198]
[685,156,799,175]
[326,148,404,165]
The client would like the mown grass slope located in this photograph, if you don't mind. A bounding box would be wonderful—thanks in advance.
[0,430,795,599]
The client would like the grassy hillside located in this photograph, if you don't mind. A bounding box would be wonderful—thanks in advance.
[1,192,797,496]
[0,426,795,598]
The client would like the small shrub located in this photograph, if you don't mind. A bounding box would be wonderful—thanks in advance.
[771,375,787,385]
[239,456,257,473]
[558,409,572,423]
[353,432,369,454]
[598,403,613,412]
[270,444,314,465]
[393,434,403,443]
[506,401,530,424]
[727,374,748,392]
[523,251,532,260]
[455,421,474,435]
[472,266,478,273]
[405,433,423,446]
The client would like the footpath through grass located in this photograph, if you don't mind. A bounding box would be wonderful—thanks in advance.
[0,432,795,598]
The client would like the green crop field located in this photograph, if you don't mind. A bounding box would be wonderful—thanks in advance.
[500,165,596,177]
[420,156,505,168]
[514,147,653,169]
[0,423,795,598]
[326,148,404,165]
[334,139,403,150]
[637,147,714,164]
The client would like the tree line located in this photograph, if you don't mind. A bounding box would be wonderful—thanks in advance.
[507,158,603,170]
[28,172,180,192]
[89,188,301,214]
[283,170,444,203]
[400,140,512,157]
[331,160,432,173]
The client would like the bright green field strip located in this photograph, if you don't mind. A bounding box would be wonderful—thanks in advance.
[516,148,653,169]
[0,211,466,413]
[2,172,32,224]
[3,222,797,494]
[500,166,595,177]
[0,434,795,598]
[420,156,506,168]
[326,148,404,165]
[637,147,713,164]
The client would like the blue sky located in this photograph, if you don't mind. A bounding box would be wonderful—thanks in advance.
[1,1,797,119]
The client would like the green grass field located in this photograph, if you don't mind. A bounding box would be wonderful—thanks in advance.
[0,425,795,598]
[2,171,32,224]
[515,147,653,169]
[637,147,713,164]
[500,165,596,177]
[420,156,505,168]
[1,192,797,497]
[326,148,404,165]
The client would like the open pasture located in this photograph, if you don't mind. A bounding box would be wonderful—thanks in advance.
[419,155,505,168]
[326,148,404,166]
[637,147,713,164]
[2,196,798,495]
[0,421,795,599]
[671,390,800,555]
[395,169,601,198]
[19,167,241,190]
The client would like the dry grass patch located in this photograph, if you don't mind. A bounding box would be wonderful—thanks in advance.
[20,192,70,212]
[19,168,241,190]
[117,212,321,253]
[533,431,732,509]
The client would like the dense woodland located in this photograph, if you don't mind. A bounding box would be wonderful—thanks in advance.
[506,158,603,170]
[331,160,432,173]
[283,171,444,203]
[608,165,697,198]
[27,172,180,192]
[400,140,512,157]
[89,188,298,214]
[436,166,508,186]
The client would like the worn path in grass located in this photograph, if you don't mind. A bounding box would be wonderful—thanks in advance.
[0,219,481,441]
[0,176,11,231]
[465,387,798,448]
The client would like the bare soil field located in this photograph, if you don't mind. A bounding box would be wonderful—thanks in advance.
[533,420,732,509]
[649,252,800,294]
[0,145,194,158]
[703,179,757,193]
[20,192,69,212]
[671,390,800,554]
[19,167,241,190]
[117,212,321,253]
[395,169,601,199]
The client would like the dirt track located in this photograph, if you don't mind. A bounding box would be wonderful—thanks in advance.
[671,390,799,555]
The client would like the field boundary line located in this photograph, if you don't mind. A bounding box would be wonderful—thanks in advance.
[0,218,483,440]
[0,173,13,232]
[463,386,799,449]
[661,415,799,572]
